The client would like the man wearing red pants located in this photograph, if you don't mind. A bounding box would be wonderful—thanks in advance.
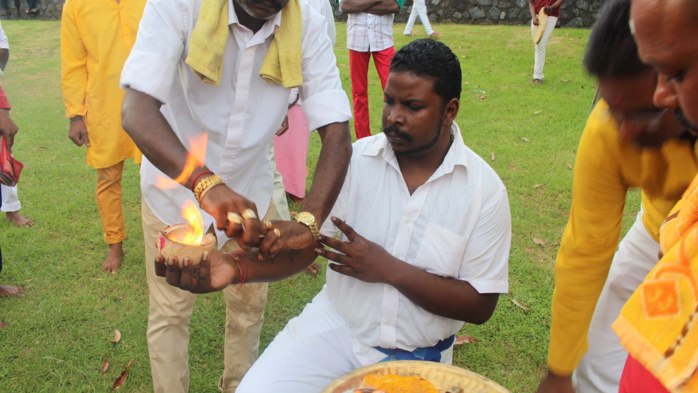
[340,0,400,139]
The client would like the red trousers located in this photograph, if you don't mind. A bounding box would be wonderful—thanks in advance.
[349,47,394,139]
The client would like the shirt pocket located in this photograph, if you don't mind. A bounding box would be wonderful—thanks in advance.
[413,223,468,278]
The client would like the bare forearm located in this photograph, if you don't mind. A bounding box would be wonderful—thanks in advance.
[340,0,389,13]
[0,48,9,71]
[364,0,399,15]
[122,88,202,186]
[529,0,536,16]
[388,261,499,324]
[301,122,351,224]
[234,246,318,284]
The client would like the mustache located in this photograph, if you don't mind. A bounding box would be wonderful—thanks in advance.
[675,108,698,134]
[382,125,412,141]
[249,0,283,8]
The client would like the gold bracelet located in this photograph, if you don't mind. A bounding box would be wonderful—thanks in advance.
[193,174,223,203]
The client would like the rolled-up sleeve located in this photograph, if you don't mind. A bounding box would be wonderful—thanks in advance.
[298,12,352,132]
[120,0,187,104]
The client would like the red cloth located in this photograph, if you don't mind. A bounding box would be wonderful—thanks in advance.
[534,0,560,17]
[0,86,11,109]
[619,355,671,393]
[349,46,394,139]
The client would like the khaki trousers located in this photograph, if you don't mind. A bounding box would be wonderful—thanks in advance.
[142,198,274,393]
[96,161,126,244]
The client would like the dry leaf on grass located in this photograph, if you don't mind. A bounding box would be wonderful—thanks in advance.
[532,237,545,245]
[109,329,121,343]
[521,137,530,142]
[534,110,542,115]
[110,359,134,391]
[0,320,6,329]
[491,152,496,161]
[454,334,479,345]
[514,142,519,147]
[478,94,488,101]
[533,184,543,188]
[511,298,532,311]
[566,163,573,170]
[101,358,110,373]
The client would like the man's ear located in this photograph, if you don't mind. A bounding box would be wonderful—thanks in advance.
[443,98,459,126]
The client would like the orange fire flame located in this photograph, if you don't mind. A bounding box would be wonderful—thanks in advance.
[156,133,208,189]
[178,200,205,245]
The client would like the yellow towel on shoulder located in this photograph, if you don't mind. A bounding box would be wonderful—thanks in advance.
[613,174,698,392]
[185,0,303,88]
[259,0,303,88]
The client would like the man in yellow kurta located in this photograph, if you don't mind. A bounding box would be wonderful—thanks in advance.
[60,0,145,273]
[536,0,698,391]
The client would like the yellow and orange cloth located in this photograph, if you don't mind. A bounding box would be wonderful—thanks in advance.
[614,174,698,392]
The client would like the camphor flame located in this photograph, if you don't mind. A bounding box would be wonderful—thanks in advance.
[179,199,205,245]
[155,133,208,189]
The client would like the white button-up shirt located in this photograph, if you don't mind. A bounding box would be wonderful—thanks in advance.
[344,4,395,52]
[121,0,351,245]
[321,122,511,355]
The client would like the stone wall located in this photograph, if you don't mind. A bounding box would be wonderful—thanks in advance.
[32,0,605,27]
[333,0,607,28]
[0,0,62,19]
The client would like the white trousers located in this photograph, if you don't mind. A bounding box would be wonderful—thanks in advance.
[0,184,20,212]
[237,289,366,393]
[572,211,660,393]
[238,288,453,392]
[403,0,434,35]
[530,16,557,80]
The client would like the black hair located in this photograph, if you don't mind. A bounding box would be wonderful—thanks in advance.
[583,0,651,78]
[390,38,462,102]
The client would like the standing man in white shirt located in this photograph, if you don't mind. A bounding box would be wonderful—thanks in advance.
[158,38,511,393]
[119,0,352,391]
[340,0,400,139]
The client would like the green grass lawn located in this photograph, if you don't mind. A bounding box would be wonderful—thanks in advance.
[0,20,641,392]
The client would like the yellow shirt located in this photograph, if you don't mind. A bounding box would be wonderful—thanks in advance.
[547,100,698,375]
[60,0,145,169]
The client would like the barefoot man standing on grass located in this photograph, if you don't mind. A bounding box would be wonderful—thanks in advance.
[0,21,32,228]
[60,0,146,273]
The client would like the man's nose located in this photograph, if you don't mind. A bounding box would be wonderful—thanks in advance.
[653,74,679,109]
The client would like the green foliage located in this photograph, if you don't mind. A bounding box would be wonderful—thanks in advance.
[0,21,641,392]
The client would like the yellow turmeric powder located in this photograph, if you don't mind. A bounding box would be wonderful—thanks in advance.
[363,373,440,393]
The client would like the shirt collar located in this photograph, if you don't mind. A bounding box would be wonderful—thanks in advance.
[228,0,283,34]
[363,122,470,176]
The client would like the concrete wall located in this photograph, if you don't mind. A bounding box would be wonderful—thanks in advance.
[32,0,605,27]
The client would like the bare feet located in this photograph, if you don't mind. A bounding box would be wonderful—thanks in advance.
[303,261,321,276]
[429,32,442,38]
[0,284,24,297]
[102,242,124,274]
[5,211,34,227]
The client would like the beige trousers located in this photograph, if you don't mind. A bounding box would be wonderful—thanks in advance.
[143,197,278,393]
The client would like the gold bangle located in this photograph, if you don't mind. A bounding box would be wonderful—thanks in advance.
[193,174,223,203]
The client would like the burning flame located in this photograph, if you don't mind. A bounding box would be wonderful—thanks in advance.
[179,200,205,245]
[156,133,208,189]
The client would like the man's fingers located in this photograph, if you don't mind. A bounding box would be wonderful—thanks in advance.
[154,252,166,277]
[328,262,352,277]
[319,234,345,251]
[315,246,347,265]
[331,217,359,241]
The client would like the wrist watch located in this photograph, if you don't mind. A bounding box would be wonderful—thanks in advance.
[294,212,321,242]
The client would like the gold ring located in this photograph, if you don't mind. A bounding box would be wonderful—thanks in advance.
[227,212,243,225]
[263,220,273,230]
[273,228,281,238]
[241,208,257,220]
